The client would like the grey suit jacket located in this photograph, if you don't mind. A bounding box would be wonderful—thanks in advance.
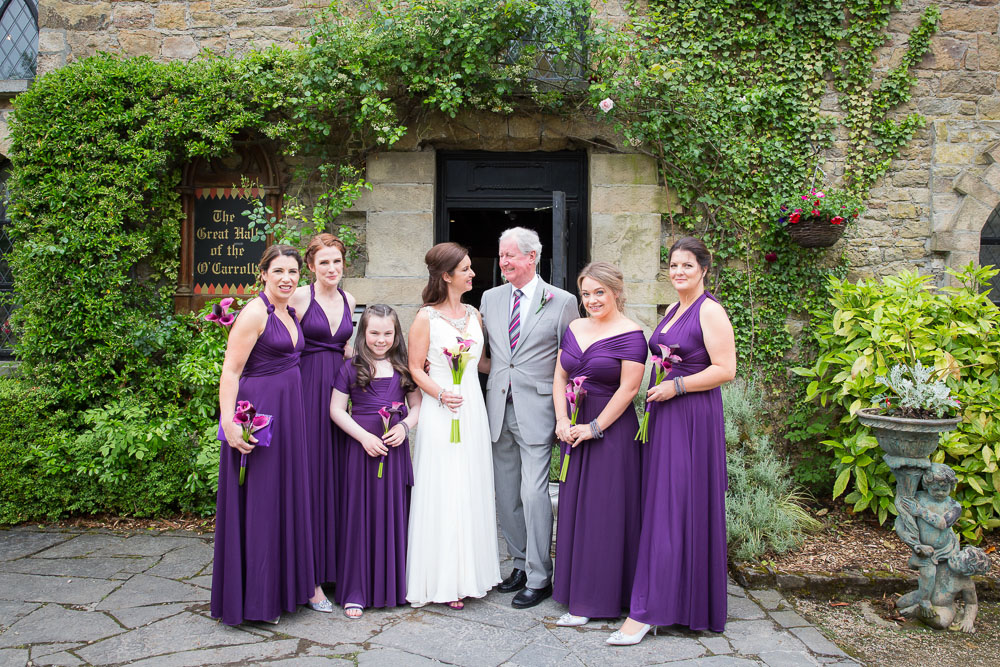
[481,279,578,444]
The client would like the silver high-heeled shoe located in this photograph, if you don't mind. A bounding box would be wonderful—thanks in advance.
[606,623,657,646]
[555,613,590,627]
[306,598,334,613]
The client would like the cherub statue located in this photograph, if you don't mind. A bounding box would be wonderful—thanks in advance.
[898,547,992,632]
[895,463,961,612]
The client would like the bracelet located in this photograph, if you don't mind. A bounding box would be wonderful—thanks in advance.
[674,376,688,396]
[589,419,604,439]
[401,422,410,439]
[437,388,445,406]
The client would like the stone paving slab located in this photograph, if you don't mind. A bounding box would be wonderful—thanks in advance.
[0,604,123,647]
[0,527,859,667]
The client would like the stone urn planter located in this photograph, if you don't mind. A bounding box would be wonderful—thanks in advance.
[856,407,992,632]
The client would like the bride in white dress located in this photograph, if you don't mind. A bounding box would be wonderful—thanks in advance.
[406,242,501,608]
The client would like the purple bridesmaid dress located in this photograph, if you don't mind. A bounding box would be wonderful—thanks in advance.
[333,364,413,608]
[629,292,728,632]
[299,285,354,586]
[553,328,646,618]
[211,293,316,626]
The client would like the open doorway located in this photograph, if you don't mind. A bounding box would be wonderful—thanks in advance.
[436,150,587,305]
[448,208,553,307]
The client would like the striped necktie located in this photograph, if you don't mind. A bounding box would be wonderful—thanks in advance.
[509,289,523,350]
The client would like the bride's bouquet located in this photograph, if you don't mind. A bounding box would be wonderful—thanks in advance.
[443,336,475,443]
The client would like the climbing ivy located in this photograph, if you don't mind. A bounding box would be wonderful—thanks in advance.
[1,0,941,520]
[587,0,937,374]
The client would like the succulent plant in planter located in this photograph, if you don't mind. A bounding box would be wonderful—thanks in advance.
[858,362,961,465]
[872,361,960,420]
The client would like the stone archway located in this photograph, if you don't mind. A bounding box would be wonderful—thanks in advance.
[932,142,1000,274]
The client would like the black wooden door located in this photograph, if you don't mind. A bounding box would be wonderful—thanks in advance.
[436,151,587,307]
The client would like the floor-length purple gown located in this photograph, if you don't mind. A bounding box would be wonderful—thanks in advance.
[629,292,728,632]
[211,293,316,626]
[333,364,413,608]
[299,285,354,586]
[553,328,646,618]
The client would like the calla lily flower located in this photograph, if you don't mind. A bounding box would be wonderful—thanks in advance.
[233,411,250,426]
[250,414,270,432]
[572,376,587,388]
[220,297,235,310]
[236,400,251,413]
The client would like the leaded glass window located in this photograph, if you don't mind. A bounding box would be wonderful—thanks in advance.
[0,0,37,80]
[980,204,1000,305]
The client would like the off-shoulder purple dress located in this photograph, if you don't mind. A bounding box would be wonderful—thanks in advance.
[553,328,647,618]
[299,284,354,586]
[211,293,316,626]
[333,364,413,608]
[629,292,728,632]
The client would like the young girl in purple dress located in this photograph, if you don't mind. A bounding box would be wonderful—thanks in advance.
[330,305,422,618]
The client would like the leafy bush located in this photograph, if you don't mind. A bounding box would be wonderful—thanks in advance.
[793,265,1000,540]
[724,378,819,560]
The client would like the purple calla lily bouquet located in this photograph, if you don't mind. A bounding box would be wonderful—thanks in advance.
[376,401,405,478]
[443,336,475,443]
[230,400,272,485]
[559,376,587,482]
[636,345,681,443]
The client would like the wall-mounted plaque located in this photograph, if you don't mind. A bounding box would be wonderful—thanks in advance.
[192,187,266,296]
[175,142,281,312]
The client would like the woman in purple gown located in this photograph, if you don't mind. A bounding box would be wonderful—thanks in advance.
[330,305,421,617]
[552,262,646,627]
[609,237,736,645]
[212,245,325,626]
[290,234,356,602]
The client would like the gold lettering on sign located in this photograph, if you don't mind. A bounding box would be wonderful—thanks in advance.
[196,227,229,241]
[209,262,258,276]
[233,227,253,241]
[212,209,236,224]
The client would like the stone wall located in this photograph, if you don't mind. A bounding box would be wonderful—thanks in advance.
[15,0,1000,301]
[37,0,316,74]
[831,0,1000,281]
[342,109,674,331]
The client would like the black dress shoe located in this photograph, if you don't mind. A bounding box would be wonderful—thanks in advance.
[497,568,527,593]
[511,583,552,609]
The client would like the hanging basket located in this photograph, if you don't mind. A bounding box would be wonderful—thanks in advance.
[786,216,846,248]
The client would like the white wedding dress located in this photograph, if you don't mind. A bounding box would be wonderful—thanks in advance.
[406,305,501,606]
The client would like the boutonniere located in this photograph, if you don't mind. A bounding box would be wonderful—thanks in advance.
[535,291,554,314]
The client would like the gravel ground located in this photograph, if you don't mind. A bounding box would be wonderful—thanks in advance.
[788,594,1000,667]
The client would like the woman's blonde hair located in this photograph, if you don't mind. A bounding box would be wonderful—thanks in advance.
[577,261,626,312]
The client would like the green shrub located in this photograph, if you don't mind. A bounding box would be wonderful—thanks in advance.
[793,265,1000,540]
[724,378,820,561]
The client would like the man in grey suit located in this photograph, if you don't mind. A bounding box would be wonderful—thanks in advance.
[480,227,577,609]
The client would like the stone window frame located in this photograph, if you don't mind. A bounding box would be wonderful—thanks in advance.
[931,142,1000,291]
[0,0,37,93]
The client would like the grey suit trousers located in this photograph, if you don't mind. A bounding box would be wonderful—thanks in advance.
[493,401,553,589]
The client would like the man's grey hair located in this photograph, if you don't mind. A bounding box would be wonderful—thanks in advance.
[499,227,543,263]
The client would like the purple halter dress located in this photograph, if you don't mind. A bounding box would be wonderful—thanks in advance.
[299,284,354,586]
[333,364,413,608]
[211,293,316,626]
[553,328,646,618]
[628,292,728,632]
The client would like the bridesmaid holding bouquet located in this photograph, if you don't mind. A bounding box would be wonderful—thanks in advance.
[212,245,324,625]
[330,305,421,618]
[610,237,736,645]
[552,262,646,627]
[290,234,356,605]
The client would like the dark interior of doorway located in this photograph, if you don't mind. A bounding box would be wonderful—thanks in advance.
[448,207,554,308]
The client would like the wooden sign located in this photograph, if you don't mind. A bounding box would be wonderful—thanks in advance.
[175,142,281,313]
[192,187,266,297]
